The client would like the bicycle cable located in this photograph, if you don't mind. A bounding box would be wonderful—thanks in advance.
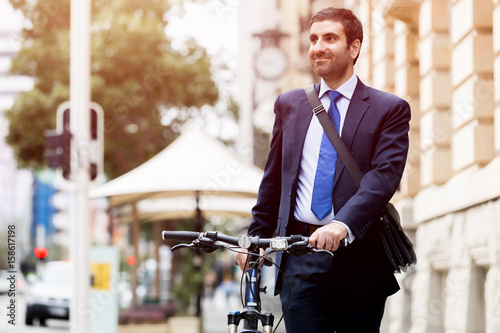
[226,246,291,333]
[171,235,321,333]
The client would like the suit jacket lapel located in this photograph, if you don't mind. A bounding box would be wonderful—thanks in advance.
[333,79,370,187]
[290,86,315,183]
[273,88,312,231]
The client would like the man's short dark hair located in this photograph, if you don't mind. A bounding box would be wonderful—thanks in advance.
[310,7,363,63]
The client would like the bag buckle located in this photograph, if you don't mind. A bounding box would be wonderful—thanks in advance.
[313,105,324,115]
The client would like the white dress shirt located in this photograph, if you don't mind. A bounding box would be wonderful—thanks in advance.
[293,73,358,242]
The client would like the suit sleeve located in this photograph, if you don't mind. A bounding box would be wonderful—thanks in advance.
[247,95,284,237]
[334,96,411,240]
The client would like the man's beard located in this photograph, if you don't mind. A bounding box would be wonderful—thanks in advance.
[311,49,352,82]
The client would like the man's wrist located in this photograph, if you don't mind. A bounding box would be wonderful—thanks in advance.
[331,220,355,243]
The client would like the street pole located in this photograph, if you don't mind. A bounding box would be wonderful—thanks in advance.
[70,0,91,332]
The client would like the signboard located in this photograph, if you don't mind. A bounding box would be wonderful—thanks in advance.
[91,263,111,290]
[90,246,118,333]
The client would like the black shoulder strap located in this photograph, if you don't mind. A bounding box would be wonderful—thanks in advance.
[304,84,363,188]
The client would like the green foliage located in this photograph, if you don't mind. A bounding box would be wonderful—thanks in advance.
[172,250,206,314]
[6,0,219,179]
[6,87,68,169]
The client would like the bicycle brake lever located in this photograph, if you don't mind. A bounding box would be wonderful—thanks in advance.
[171,238,221,253]
[310,248,335,257]
[195,237,222,253]
[286,241,313,257]
[171,243,196,252]
[286,242,335,258]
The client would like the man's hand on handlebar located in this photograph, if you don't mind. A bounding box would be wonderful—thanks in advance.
[309,222,348,251]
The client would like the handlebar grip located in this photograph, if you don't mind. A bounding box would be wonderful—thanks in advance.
[162,231,201,241]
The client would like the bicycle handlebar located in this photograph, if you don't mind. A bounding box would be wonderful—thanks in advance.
[162,230,308,247]
[161,230,212,242]
[162,230,239,245]
[162,230,346,256]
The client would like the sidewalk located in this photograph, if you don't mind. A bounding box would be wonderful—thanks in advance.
[118,316,200,333]
[118,323,170,333]
[201,287,286,333]
[117,287,286,333]
[202,289,240,333]
[117,293,233,333]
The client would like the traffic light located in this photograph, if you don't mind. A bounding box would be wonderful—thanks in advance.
[34,247,48,260]
[45,102,103,182]
[45,114,71,180]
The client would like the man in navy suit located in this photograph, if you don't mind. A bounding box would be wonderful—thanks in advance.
[236,7,410,332]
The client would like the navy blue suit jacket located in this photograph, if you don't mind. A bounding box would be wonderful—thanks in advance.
[248,78,411,295]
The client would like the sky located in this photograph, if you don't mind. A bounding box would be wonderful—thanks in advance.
[164,0,240,139]
[0,2,23,31]
[0,0,239,54]
[165,0,239,58]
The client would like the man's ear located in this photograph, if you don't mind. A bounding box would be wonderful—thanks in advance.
[350,39,361,60]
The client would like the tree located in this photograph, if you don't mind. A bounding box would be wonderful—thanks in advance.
[6,0,219,179]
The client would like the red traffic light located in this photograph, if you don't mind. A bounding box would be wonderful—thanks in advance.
[34,247,48,259]
[126,255,136,266]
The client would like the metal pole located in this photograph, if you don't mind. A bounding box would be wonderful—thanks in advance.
[195,191,202,318]
[131,203,140,309]
[70,0,91,332]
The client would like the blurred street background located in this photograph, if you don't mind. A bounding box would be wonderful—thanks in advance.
[2,0,500,332]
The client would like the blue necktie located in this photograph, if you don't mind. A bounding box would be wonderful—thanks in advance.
[311,90,342,221]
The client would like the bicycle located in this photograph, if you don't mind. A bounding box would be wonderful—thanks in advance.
[162,230,345,333]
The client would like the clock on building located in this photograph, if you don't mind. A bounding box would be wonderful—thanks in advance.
[254,46,288,81]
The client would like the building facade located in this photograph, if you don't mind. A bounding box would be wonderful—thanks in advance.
[240,0,500,331]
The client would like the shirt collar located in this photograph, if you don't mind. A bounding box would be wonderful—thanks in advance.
[319,73,358,100]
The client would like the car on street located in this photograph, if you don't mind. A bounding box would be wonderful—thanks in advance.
[25,261,72,326]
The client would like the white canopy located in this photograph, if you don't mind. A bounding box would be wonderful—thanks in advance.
[90,128,263,208]
[113,196,256,223]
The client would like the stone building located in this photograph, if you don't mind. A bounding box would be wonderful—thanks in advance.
[240,0,500,331]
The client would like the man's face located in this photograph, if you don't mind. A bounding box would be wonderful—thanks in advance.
[308,20,358,83]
